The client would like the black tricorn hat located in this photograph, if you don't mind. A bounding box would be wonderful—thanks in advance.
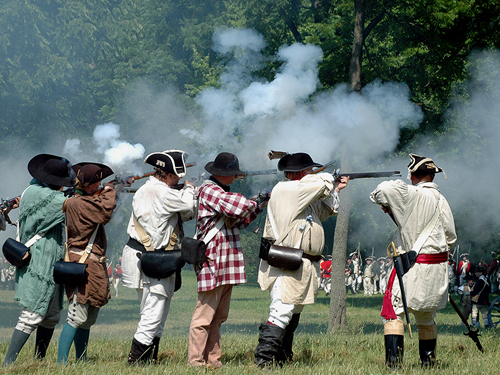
[205,152,245,177]
[277,153,322,172]
[407,153,447,179]
[145,150,187,177]
[72,162,114,187]
[28,154,76,187]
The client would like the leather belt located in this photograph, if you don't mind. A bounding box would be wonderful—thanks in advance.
[69,248,106,264]
[126,237,146,252]
[303,253,323,262]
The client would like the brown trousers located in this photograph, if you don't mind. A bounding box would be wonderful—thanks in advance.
[188,284,233,368]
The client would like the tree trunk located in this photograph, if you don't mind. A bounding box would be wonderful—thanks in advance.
[328,150,352,331]
[349,0,366,93]
[327,0,366,333]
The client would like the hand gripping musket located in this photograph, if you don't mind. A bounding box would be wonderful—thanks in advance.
[0,196,20,211]
[387,241,414,338]
[448,294,484,353]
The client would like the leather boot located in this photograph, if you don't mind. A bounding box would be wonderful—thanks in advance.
[419,339,436,368]
[276,314,300,365]
[128,338,153,365]
[151,336,160,364]
[34,326,54,359]
[254,323,286,367]
[2,330,30,366]
[384,335,404,368]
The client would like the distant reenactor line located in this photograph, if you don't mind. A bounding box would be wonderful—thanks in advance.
[0,151,491,368]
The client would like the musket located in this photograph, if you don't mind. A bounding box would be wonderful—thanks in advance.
[112,162,197,186]
[387,242,413,338]
[448,295,484,353]
[237,169,278,179]
[333,169,401,181]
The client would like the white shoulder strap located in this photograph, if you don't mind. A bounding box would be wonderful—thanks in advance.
[201,216,225,244]
[410,193,443,254]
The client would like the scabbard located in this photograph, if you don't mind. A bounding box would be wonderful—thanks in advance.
[394,256,412,338]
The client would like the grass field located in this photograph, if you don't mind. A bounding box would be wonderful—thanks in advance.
[0,272,499,374]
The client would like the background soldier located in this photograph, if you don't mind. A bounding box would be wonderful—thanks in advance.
[488,252,499,294]
[363,257,375,296]
[458,253,471,286]
[370,154,456,368]
[471,264,491,328]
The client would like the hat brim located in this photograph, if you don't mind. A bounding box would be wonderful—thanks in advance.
[204,162,245,177]
[28,154,76,187]
[73,162,114,186]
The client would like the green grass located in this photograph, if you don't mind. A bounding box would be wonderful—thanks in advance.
[0,272,499,374]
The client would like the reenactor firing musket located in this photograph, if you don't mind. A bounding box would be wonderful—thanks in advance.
[268,150,400,180]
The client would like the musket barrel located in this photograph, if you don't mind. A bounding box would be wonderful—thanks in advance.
[339,171,401,180]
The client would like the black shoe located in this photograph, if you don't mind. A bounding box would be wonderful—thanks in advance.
[384,335,404,368]
[419,339,436,368]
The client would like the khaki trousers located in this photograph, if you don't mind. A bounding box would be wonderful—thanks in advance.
[188,284,233,368]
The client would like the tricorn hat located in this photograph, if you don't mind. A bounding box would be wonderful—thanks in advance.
[407,153,447,180]
[205,152,245,177]
[145,150,188,177]
[28,154,76,187]
[460,253,469,259]
[464,274,475,281]
[278,153,322,172]
[73,163,114,187]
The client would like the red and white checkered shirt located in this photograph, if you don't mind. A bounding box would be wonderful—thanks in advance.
[195,179,260,292]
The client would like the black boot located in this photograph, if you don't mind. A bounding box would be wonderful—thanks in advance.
[419,339,436,368]
[151,337,160,364]
[34,326,54,359]
[127,338,153,366]
[254,323,286,367]
[384,335,404,368]
[276,314,300,365]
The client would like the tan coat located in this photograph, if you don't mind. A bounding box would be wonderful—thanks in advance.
[258,173,339,305]
[65,189,116,307]
[370,180,457,313]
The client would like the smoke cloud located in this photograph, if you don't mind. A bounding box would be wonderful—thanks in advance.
[1,27,499,262]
